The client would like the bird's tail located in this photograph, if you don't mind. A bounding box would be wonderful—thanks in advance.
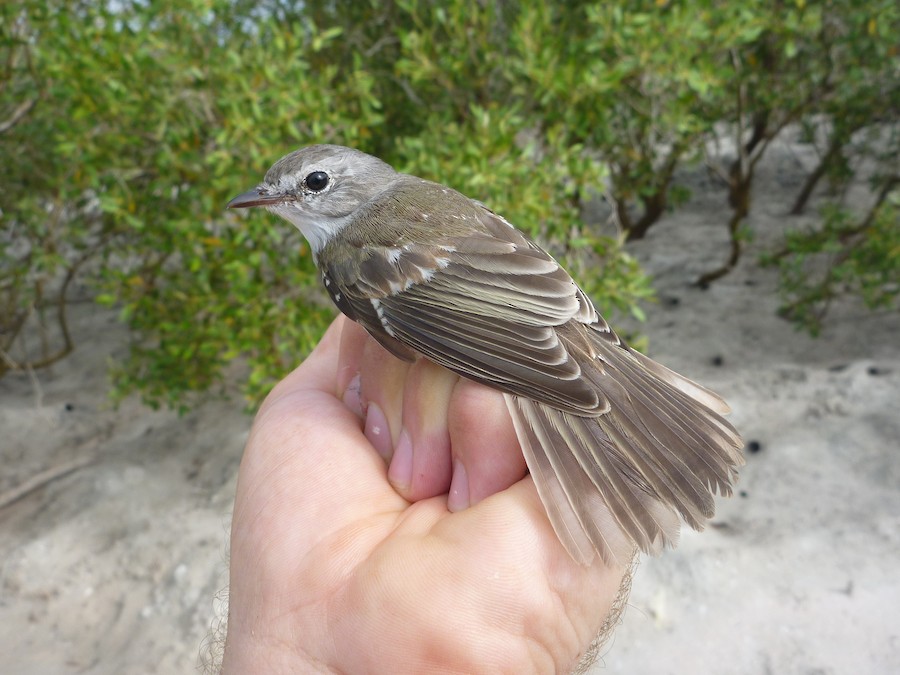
[505,338,744,566]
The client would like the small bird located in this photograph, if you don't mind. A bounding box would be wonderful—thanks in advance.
[228,144,743,566]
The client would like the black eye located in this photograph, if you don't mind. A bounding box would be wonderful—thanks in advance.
[305,171,329,192]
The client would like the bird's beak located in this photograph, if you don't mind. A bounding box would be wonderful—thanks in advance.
[227,189,286,209]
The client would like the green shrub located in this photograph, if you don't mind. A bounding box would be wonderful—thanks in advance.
[2,0,896,409]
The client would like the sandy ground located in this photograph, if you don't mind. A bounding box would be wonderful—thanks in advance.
[1,141,898,674]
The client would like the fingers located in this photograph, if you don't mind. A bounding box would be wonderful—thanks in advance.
[390,359,455,500]
[359,336,410,461]
[335,323,525,508]
[353,337,454,500]
[447,379,525,511]
[336,316,370,417]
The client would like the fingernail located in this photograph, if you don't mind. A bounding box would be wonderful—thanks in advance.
[388,429,414,491]
[342,373,363,418]
[365,402,393,462]
[447,458,469,512]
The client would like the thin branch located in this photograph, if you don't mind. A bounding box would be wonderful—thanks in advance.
[790,134,843,215]
[0,453,99,510]
[769,173,899,262]
[0,230,117,374]
[0,97,36,134]
[625,142,685,241]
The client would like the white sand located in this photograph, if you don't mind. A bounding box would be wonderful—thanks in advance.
[1,141,898,674]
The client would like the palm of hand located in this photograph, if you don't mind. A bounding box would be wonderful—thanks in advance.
[223,318,627,674]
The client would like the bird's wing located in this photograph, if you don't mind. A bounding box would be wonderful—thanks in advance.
[324,204,609,414]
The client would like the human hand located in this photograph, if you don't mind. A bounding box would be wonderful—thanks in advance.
[222,316,629,674]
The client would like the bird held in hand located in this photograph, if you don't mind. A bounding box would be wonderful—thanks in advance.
[228,144,744,566]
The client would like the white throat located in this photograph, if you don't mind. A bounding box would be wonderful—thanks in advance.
[269,202,351,260]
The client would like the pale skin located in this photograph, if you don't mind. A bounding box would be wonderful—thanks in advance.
[222,316,629,674]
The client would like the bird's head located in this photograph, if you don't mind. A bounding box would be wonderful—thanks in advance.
[227,144,398,255]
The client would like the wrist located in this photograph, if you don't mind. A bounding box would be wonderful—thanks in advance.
[221,615,337,675]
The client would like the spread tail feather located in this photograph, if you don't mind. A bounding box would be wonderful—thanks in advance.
[504,341,743,566]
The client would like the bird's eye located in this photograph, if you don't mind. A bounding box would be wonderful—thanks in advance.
[304,171,329,192]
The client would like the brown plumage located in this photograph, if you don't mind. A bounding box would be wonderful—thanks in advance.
[228,145,744,566]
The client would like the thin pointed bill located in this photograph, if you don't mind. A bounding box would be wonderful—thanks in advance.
[227,189,286,209]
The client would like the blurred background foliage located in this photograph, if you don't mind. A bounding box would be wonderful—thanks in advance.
[1,0,897,409]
